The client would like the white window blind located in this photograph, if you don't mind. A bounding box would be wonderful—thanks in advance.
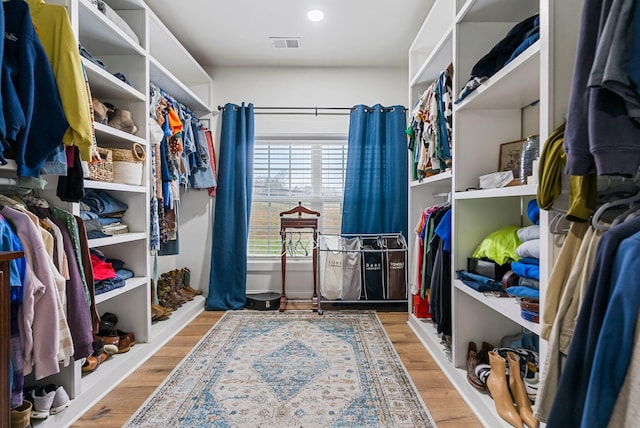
[249,137,347,256]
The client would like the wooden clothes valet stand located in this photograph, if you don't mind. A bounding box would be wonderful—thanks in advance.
[279,202,320,312]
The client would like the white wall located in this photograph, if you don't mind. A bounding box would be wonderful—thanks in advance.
[171,66,407,298]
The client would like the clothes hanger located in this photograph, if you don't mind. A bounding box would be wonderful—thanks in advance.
[294,232,308,256]
[549,211,570,235]
[591,190,640,231]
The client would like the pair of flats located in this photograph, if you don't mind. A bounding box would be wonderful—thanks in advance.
[23,384,70,420]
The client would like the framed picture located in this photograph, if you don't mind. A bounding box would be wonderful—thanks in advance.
[498,138,526,178]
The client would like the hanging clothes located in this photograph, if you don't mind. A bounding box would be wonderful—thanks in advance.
[564,0,640,177]
[2,0,68,176]
[25,0,93,162]
[543,216,640,426]
[408,68,453,181]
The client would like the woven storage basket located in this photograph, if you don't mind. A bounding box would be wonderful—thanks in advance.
[112,143,145,185]
[88,147,113,182]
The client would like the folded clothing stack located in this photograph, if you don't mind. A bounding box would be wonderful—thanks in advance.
[80,190,129,239]
[91,249,134,295]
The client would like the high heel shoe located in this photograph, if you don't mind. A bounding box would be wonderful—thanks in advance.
[507,352,539,428]
[487,351,523,428]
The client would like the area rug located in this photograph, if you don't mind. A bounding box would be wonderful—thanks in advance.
[125,311,436,427]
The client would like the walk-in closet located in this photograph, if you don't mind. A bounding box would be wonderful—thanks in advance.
[4,0,639,427]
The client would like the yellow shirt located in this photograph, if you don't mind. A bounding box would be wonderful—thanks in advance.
[26,0,93,162]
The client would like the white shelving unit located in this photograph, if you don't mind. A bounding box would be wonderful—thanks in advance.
[12,1,214,426]
[407,0,583,426]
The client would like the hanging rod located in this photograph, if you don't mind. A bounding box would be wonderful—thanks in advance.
[216,105,407,116]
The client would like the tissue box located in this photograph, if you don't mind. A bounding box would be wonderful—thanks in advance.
[479,170,514,189]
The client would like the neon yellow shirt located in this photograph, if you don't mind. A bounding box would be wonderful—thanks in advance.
[26,0,93,162]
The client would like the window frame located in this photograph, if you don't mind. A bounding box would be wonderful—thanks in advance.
[249,133,348,259]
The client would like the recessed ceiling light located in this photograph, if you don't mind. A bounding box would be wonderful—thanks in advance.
[307,9,324,22]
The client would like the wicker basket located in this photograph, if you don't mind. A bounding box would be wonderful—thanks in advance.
[112,143,145,185]
[87,147,114,182]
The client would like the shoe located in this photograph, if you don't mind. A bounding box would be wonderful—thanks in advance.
[10,400,32,428]
[507,352,538,428]
[81,356,100,373]
[44,385,70,415]
[91,339,110,364]
[28,386,54,419]
[487,351,523,427]
[100,312,119,325]
[524,372,539,402]
[116,335,131,353]
[103,343,119,356]
[94,333,119,348]
[116,329,136,347]
[466,342,485,391]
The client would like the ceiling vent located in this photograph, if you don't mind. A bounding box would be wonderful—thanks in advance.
[270,37,301,49]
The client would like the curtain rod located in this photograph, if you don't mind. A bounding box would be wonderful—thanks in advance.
[216,105,407,116]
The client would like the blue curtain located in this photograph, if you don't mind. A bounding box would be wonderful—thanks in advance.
[341,104,408,239]
[206,103,254,310]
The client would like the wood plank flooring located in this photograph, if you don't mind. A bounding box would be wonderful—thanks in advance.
[73,304,481,427]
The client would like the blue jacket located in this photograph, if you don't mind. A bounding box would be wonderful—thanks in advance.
[581,230,640,427]
[3,0,68,177]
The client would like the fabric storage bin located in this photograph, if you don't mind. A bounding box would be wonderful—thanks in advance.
[112,143,145,185]
[88,147,113,182]
[413,294,431,319]
[362,238,385,300]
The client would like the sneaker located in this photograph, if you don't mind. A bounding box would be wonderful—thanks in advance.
[28,386,54,419]
[44,385,70,415]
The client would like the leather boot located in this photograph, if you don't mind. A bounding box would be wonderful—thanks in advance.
[11,400,32,428]
[507,352,539,428]
[487,351,522,428]
[466,342,485,391]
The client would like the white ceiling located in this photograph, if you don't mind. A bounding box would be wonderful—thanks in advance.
[145,1,435,68]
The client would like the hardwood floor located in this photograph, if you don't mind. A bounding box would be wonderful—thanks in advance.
[73,304,481,427]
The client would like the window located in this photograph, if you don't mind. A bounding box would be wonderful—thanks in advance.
[249,135,347,256]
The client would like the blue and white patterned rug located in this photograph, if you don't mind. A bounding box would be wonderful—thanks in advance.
[125,311,436,427]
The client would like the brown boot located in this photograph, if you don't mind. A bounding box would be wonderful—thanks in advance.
[466,342,485,391]
[507,352,539,428]
[182,267,202,295]
[487,351,523,428]
[11,400,32,428]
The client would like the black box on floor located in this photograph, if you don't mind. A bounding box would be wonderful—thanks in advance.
[467,257,511,281]
[245,292,280,311]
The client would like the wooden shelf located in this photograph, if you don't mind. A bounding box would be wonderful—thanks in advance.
[95,277,147,305]
[456,0,539,23]
[83,58,145,101]
[410,27,453,87]
[409,170,452,188]
[78,0,145,56]
[93,122,146,146]
[454,184,537,199]
[88,232,147,248]
[84,180,146,193]
[149,56,211,116]
[454,41,540,111]
[454,280,541,335]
